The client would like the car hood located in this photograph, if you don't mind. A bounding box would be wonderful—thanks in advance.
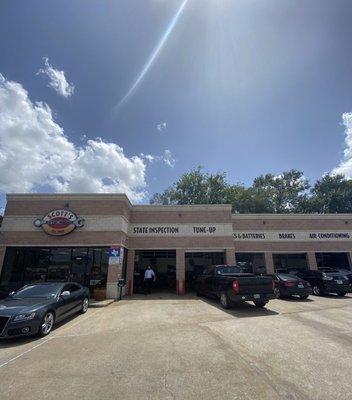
[0,298,50,315]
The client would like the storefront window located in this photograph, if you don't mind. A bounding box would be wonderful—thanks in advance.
[273,253,308,273]
[47,248,71,281]
[71,248,89,285]
[235,253,266,274]
[0,247,111,292]
[23,248,50,284]
[0,248,25,290]
[87,248,109,288]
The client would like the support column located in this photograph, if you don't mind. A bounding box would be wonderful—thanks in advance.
[307,252,318,270]
[0,247,6,276]
[346,252,352,270]
[176,249,185,295]
[264,252,274,274]
[225,248,236,265]
[126,249,135,296]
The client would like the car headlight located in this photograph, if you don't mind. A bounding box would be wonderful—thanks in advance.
[13,312,37,322]
[322,276,333,281]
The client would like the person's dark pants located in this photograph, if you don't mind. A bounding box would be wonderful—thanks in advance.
[145,278,153,294]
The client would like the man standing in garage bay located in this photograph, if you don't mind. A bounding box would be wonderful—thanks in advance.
[144,265,156,294]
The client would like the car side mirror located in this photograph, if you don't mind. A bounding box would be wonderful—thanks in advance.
[61,291,70,298]
[9,291,15,296]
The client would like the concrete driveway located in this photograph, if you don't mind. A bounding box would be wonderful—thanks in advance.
[0,293,352,400]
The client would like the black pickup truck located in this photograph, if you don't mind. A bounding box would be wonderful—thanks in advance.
[195,265,275,309]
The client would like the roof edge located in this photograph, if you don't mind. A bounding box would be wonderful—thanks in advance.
[5,193,133,207]
[232,213,352,219]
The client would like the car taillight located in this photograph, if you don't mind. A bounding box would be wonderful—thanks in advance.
[232,280,240,294]
[284,281,296,287]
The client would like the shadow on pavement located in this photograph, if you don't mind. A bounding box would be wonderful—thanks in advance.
[0,313,81,348]
[198,296,279,318]
[279,296,314,302]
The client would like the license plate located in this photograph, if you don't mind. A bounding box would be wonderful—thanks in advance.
[336,280,343,284]
[253,294,260,299]
[298,284,304,288]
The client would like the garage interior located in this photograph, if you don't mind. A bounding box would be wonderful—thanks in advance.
[133,250,176,293]
[316,252,350,270]
[273,253,308,273]
[185,251,225,291]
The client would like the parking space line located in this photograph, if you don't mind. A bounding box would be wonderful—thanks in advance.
[0,307,104,370]
[0,337,53,369]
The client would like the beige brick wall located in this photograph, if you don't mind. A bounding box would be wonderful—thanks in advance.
[129,236,233,249]
[264,253,274,274]
[126,249,135,295]
[225,248,236,265]
[5,196,131,219]
[232,215,352,230]
[307,252,318,270]
[234,241,352,252]
[0,231,128,247]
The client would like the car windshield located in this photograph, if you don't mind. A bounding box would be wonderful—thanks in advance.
[12,284,61,299]
[325,271,341,276]
[277,274,299,281]
[216,266,247,275]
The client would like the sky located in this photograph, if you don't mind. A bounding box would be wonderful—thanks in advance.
[1,0,352,210]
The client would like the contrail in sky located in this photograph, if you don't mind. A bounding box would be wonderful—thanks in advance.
[113,0,189,112]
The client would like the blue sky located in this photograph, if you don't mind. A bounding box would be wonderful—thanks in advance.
[1,0,352,210]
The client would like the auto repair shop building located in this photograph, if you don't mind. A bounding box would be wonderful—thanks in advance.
[0,193,351,299]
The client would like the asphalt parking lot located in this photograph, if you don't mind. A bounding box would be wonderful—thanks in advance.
[0,293,352,400]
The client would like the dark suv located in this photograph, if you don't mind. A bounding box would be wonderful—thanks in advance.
[296,270,350,296]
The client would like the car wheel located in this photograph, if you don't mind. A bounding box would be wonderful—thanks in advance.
[38,311,55,337]
[312,286,321,296]
[81,297,89,314]
[300,294,309,300]
[274,288,281,299]
[220,292,231,309]
[337,292,347,297]
[254,301,267,308]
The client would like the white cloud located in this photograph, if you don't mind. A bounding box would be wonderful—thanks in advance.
[37,57,75,98]
[157,122,167,132]
[162,149,176,167]
[0,73,147,202]
[140,149,176,168]
[332,112,352,177]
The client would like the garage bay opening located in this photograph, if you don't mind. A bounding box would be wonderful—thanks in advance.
[133,250,176,294]
[185,251,225,292]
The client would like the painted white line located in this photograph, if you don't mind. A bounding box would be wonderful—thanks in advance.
[0,307,104,370]
[0,337,52,369]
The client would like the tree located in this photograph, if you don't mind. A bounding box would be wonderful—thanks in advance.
[150,167,232,205]
[305,174,352,213]
[150,167,352,214]
[252,169,310,213]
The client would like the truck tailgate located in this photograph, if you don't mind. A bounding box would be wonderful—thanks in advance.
[237,276,273,294]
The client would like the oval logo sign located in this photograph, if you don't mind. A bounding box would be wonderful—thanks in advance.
[34,209,85,236]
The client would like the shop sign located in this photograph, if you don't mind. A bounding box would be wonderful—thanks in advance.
[34,209,85,236]
[109,246,124,265]
[129,224,232,236]
[233,231,352,241]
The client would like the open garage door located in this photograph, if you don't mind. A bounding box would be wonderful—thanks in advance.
[133,250,176,294]
[185,251,225,291]
[316,253,350,271]
[273,253,308,274]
